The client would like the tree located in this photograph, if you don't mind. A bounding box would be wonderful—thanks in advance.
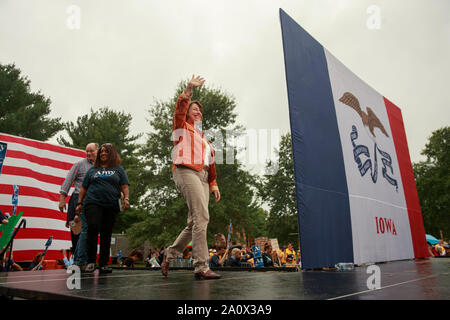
[57,107,144,233]
[413,126,450,239]
[258,133,299,247]
[0,63,63,140]
[126,80,265,248]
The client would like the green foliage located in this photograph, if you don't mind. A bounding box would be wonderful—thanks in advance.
[0,63,63,140]
[57,107,141,166]
[413,126,450,239]
[258,133,299,247]
[127,80,265,248]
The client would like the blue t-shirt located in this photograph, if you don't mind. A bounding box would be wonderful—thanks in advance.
[82,166,129,211]
[209,254,221,268]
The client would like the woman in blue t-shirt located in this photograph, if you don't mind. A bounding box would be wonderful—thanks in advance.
[75,143,130,274]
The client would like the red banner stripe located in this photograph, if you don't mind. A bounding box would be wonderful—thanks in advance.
[384,97,429,258]
[1,165,64,186]
[6,149,74,171]
[0,205,66,221]
[0,184,64,202]
[11,250,66,262]
[14,228,71,241]
[0,134,85,158]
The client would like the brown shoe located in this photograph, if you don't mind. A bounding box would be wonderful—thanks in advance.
[161,249,170,277]
[194,270,221,280]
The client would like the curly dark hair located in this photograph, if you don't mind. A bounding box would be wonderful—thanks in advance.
[94,143,122,167]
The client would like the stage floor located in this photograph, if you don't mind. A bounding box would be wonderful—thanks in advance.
[0,258,449,300]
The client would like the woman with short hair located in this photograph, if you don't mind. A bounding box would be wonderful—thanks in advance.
[75,143,130,274]
[161,75,221,280]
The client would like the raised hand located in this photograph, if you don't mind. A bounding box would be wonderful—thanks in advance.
[188,75,205,88]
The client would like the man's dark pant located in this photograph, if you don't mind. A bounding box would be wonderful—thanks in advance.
[84,203,117,267]
[67,193,80,254]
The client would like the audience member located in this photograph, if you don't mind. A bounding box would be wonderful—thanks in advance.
[262,243,274,267]
[1,251,23,272]
[225,248,242,267]
[435,240,446,256]
[284,242,297,268]
[209,246,229,268]
[240,245,254,263]
[123,249,144,268]
[146,249,160,268]
[29,252,46,271]
[61,249,74,268]
[0,210,9,225]
[427,242,439,257]
[183,247,193,260]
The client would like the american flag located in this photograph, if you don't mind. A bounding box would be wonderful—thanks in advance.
[0,132,85,261]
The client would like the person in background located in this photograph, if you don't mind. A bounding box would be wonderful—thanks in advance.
[75,143,130,274]
[1,250,23,272]
[117,249,123,266]
[435,240,446,256]
[240,245,254,263]
[29,252,46,271]
[283,242,297,268]
[278,246,286,266]
[59,142,99,270]
[209,246,229,268]
[225,248,242,267]
[183,247,193,261]
[123,249,143,268]
[61,248,74,268]
[0,210,9,225]
[427,242,438,257]
[262,243,274,267]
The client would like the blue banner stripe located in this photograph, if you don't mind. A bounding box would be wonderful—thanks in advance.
[280,9,354,269]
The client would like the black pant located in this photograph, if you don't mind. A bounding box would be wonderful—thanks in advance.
[84,204,118,266]
[67,193,80,254]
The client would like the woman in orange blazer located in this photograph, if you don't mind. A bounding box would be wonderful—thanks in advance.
[161,75,221,280]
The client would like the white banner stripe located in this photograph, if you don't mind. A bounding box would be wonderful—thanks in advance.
[324,48,414,265]
[0,194,66,212]
[0,174,75,195]
[4,157,70,178]
[12,239,72,251]
[15,217,69,231]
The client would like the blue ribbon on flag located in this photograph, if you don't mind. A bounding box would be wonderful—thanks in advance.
[12,184,19,216]
[0,142,7,175]
[350,126,398,191]
[12,185,19,216]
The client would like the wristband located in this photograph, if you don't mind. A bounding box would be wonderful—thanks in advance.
[77,202,83,206]
[124,198,129,201]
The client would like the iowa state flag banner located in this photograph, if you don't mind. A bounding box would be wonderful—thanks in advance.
[0,133,85,261]
[280,9,428,269]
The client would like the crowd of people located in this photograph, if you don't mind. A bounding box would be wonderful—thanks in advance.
[109,241,302,271]
[428,240,450,257]
[207,242,301,269]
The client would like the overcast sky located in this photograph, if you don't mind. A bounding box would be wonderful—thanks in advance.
[1,0,449,173]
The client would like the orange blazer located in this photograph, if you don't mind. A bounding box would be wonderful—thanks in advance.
[172,91,219,191]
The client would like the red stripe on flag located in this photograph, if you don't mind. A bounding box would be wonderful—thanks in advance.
[12,250,66,262]
[0,134,85,158]
[0,205,66,221]
[0,184,62,202]
[14,228,71,241]
[6,149,74,171]
[384,97,429,258]
[1,165,64,185]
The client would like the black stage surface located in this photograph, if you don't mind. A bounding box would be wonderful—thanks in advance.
[0,258,449,300]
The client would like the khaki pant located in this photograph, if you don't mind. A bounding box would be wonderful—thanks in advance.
[167,166,210,273]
